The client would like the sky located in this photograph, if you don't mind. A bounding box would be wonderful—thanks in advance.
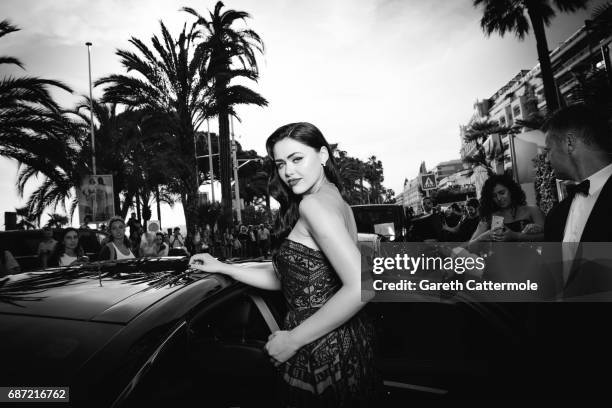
[0,0,605,229]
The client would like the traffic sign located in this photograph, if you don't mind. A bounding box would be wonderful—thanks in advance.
[420,173,437,190]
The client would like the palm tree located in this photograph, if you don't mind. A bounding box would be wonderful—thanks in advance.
[45,213,69,228]
[462,119,504,176]
[97,21,211,235]
[474,0,589,113]
[14,206,37,230]
[0,20,75,217]
[184,2,268,227]
[334,149,365,204]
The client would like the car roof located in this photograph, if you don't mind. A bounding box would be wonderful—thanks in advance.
[0,257,237,324]
[351,204,402,208]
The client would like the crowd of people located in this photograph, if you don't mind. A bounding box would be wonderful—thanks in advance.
[0,214,273,275]
[407,172,545,245]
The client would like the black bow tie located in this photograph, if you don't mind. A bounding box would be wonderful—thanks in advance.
[567,180,590,197]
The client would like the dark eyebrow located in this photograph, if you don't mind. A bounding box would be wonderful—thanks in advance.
[275,152,302,162]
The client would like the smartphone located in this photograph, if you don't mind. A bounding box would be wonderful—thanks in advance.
[491,215,505,230]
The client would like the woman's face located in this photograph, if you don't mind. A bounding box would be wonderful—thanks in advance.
[273,138,326,195]
[155,235,164,245]
[110,221,126,240]
[64,231,79,251]
[492,184,511,209]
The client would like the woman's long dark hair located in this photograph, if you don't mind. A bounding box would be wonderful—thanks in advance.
[479,174,526,221]
[49,228,85,266]
[266,122,343,248]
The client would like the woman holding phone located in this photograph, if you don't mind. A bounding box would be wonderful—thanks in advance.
[470,174,545,242]
[189,122,379,406]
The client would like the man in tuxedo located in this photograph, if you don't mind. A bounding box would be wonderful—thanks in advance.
[530,105,612,401]
[543,104,612,297]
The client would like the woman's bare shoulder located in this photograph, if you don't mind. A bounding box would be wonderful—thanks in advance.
[525,205,545,218]
[299,187,345,220]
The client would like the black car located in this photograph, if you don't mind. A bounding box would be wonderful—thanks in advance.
[351,204,410,242]
[0,256,540,406]
[0,228,108,271]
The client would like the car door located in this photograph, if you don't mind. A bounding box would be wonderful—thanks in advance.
[185,287,284,408]
[114,286,285,408]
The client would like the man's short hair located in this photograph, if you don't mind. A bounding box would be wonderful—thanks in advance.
[422,196,435,204]
[542,104,612,152]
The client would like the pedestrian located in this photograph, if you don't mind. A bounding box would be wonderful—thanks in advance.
[37,227,58,268]
[169,227,185,249]
[155,232,169,256]
[98,216,136,260]
[443,198,480,242]
[48,228,89,267]
[470,174,544,243]
[139,232,159,257]
[127,213,141,238]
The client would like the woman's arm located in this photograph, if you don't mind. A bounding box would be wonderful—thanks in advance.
[469,220,492,243]
[189,253,280,291]
[493,207,545,242]
[266,196,367,363]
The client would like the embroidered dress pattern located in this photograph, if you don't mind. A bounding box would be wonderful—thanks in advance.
[273,239,379,407]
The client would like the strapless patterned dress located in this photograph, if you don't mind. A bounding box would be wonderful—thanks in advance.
[272,239,380,407]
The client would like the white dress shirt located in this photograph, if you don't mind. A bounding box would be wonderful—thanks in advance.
[562,163,612,283]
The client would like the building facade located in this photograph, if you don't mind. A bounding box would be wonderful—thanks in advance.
[460,20,612,203]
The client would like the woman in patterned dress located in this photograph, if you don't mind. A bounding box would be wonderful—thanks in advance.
[190,122,379,407]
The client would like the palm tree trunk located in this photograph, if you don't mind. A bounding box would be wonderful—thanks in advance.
[527,5,560,112]
[113,175,122,218]
[136,195,141,222]
[360,176,365,204]
[218,110,233,229]
[182,186,199,237]
[156,185,162,224]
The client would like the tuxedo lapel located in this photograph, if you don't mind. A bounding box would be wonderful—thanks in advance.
[581,174,612,242]
[545,198,572,242]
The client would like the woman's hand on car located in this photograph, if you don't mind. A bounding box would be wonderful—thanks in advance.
[189,253,227,274]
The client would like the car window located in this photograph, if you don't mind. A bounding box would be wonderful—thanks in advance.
[187,292,280,407]
[352,206,406,241]
[189,292,271,344]
[119,324,193,407]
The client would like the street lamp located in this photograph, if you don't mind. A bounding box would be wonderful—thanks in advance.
[85,42,96,175]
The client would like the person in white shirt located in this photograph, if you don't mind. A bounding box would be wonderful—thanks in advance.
[98,216,136,260]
